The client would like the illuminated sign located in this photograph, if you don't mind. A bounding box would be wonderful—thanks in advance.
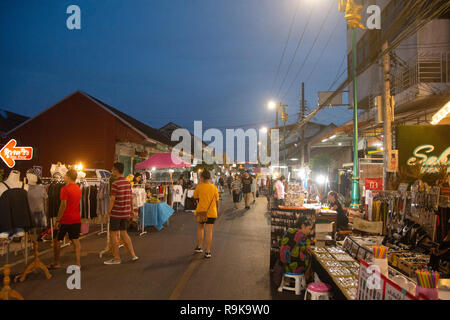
[407,145,450,174]
[431,101,450,125]
[365,178,383,191]
[0,139,33,168]
[397,125,450,178]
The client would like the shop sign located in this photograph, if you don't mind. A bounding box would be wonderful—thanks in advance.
[0,139,33,168]
[406,145,450,174]
[365,178,383,191]
[397,125,450,175]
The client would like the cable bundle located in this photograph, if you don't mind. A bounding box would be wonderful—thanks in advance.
[372,245,388,259]
[416,269,440,289]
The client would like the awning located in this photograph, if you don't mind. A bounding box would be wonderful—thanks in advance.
[135,153,191,170]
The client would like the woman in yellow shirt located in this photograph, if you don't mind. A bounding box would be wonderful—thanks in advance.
[193,170,219,259]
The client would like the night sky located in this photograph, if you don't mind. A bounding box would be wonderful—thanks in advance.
[0,0,352,133]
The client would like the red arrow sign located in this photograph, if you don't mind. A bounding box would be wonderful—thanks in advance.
[0,139,33,168]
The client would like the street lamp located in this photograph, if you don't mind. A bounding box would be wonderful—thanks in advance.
[339,0,365,210]
[268,100,276,110]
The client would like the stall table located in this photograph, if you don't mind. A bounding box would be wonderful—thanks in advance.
[138,202,174,231]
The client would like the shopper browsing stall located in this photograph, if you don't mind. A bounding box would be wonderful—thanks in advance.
[104,162,139,265]
[49,169,82,269]
[274,176,286,208]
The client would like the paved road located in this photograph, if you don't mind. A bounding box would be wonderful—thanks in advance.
[9,192,281,300]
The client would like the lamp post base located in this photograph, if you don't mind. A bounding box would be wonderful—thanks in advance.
[350,176,360,210]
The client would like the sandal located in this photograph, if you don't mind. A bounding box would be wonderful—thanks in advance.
[47,263,63,270]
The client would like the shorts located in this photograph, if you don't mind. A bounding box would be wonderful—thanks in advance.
[198,218,216,225]
[57,223,81,241]
[110,218,129,231]
[232,191,240,203]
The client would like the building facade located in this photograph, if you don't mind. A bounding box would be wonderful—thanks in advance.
[4,91,174,177]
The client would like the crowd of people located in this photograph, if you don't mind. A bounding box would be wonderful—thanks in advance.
[46,165,348,266]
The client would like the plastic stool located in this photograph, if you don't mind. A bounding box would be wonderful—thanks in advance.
[277,272,306,295]
[304,282,332,300]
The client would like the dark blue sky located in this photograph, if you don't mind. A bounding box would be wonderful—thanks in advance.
[0,0,351,132]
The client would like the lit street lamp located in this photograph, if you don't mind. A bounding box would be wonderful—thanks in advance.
[339,0,365,210]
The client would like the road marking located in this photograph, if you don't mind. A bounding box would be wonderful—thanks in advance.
[168,193,228,300]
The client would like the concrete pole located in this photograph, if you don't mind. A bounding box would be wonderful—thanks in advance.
[301,82,305,166]
[382,41,392,190]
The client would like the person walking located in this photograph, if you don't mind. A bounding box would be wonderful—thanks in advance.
[193,170,219,259]
[218,175,225,200]
[104,162,138,265]
[241,171,253,210]
[226,175,233,195]
[230,175,242,210]
[251,175,258,204]
[49,169,82,269]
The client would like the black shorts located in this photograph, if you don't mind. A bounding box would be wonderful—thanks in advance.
[57,223,81,241]
[199,218,216,225]
[110,218,129,231]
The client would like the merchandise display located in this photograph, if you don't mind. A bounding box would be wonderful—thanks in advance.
[284,183,306,207]
[309,246,359,300]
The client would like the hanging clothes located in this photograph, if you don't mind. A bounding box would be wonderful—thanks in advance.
[0,182,34,232]
[27,184,48,228]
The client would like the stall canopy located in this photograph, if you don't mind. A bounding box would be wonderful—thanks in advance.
[135,153,191,170]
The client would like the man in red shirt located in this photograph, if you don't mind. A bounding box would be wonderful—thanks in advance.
[49,169,82,268]
[104,162,138,265]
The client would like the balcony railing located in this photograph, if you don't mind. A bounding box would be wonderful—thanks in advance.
[392,51,450,95]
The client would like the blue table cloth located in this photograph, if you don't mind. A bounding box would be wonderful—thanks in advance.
[138,202,174,231]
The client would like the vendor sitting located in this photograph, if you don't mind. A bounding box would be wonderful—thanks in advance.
[279,216,314,279]
[327,191,349,231]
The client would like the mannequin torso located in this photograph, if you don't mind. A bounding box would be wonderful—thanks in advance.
[0,170,28,196]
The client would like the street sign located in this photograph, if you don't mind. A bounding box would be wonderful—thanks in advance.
[318,91,343,106]
[0,139,33,168]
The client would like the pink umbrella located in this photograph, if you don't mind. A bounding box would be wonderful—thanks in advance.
[135,153,191,170]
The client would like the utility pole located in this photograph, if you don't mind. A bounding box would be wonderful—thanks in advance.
[281,104,288,176]
[275,103,280,129]
[301,82,305,166]
[382,41,393,190]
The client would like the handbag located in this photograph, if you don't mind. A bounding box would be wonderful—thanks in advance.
[196,196,215,223]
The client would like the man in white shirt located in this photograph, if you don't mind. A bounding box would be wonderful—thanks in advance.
[274,176,286,208]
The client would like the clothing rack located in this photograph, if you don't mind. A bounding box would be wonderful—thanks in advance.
[132,184,147,236]
[0,240,23,300]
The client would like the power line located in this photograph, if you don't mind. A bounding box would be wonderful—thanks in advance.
[304,15,341,84]
[269,0,301,97]
[285,0,450,141]
[275,4,315,99]
[281,3,335,100]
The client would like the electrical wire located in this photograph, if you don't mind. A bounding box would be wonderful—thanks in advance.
[269,0,301,97]
[328,54,347,91]
[281,3,335,100]
[304,15,342,84]
[275,4,315,100]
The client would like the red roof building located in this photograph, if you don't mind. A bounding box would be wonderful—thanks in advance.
[4,91,174,177]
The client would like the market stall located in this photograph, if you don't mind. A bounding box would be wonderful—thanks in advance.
[138,202,174,231]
